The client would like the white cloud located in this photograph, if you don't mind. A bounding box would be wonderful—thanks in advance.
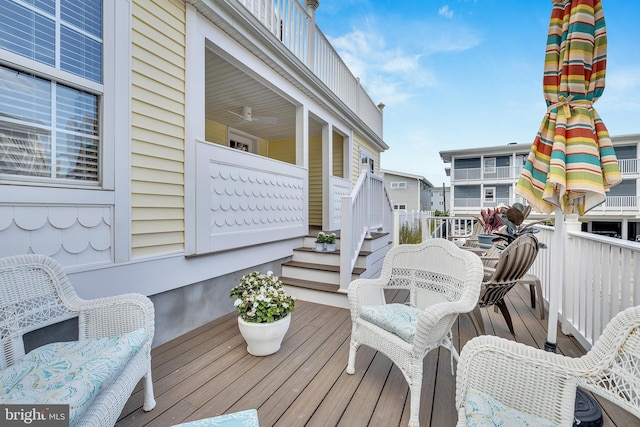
[439,5,454,19]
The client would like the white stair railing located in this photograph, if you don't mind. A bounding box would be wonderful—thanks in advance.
[339,171,392,290]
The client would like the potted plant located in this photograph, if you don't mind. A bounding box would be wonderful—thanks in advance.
[493,203,549,248]
[229,271,296,356]
[324,232,337,252]
[315,231,327,251]
[475,207,506,247]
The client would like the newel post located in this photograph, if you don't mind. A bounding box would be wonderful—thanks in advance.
[305,0,319,70]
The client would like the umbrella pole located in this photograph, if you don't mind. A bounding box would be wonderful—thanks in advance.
[545,208,564,352]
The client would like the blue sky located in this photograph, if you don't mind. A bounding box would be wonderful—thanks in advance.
[314,0,640,187]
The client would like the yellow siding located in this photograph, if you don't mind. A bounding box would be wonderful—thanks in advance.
[268,139,296,164]
[131,0,186,258]
[258,138,268,156]
[332,132,344,178]
[352,132,381,185]
[205,120,227,145]
[309,135,322,226]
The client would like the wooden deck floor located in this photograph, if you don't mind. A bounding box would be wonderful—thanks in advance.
[116,284,640,427]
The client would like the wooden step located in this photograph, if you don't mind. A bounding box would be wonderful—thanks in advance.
[282,260,365,276]
[280,277,339,293]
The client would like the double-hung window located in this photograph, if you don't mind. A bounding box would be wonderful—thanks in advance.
[0,0,102,184]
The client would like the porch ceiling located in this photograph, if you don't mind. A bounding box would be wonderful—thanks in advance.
[205,49,323,141]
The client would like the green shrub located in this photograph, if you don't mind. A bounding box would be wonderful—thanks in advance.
[399,220,422,244]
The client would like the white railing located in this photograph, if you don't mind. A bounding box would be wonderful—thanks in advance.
[392,211,477,245]
[340,172,392,290]
[452,197,523,209]
[392,213,640,351]
[481,165,512,180]
[452,168,481,181]
[328,176,351,231]
[451,165,526,182]
[194,140,307,254]
[588,195,639,212]
[236,0,383,137]
[618,158,639,174]
[563,231,640,349]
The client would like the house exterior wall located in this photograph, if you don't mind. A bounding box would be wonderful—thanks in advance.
[131,0,186,258]
[309,135,323,225]
[352,132,381,185]
[333,132,344,178]
[0,0,388,347]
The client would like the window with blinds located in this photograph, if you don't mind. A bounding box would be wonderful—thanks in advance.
[0,0,102,183]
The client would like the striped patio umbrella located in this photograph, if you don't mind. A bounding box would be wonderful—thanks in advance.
[515,0,621,352]
[515,0,621,216]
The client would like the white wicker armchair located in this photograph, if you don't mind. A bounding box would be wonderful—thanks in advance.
[346,239,484,427]
[456,305,640,426]
[0,254,156,426]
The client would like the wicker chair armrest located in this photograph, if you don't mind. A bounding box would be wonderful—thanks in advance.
[70,293,155,341]
[456,335,578,426]
[347,278,388,320]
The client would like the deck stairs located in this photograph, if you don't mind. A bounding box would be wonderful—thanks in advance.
[280,230,393,308]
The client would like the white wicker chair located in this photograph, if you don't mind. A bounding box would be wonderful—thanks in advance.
[456,305,640,426]
[0,254,156,426]
[346,239,484,427]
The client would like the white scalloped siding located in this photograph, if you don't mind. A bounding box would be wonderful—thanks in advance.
[0,206,112,262]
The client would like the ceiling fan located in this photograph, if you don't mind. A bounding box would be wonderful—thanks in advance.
[228,106,277,124]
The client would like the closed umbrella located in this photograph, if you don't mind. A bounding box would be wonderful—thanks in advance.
[515,0,621,350]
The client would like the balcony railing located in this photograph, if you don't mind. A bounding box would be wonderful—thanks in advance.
[452,160,639,182]
[392,212,640,351]
[452,195,638,213]
[618,158,639,174]
[237,0,383,137]
[451,165,523,182]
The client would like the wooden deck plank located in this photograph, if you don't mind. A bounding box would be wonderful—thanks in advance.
[117,288,640,427]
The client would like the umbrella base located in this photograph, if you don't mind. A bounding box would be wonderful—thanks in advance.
[573,388,603,427]
[544,340,557,352]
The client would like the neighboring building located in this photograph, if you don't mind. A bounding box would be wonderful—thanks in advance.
[381,169,433,211]
[431,186,450,213]
[440,134,640,240]
[0,0,390,345]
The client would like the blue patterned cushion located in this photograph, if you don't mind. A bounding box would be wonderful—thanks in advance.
[0,329,147,426]
[173,409,259,426]
[360,303,421,343]
[465,389,558,427]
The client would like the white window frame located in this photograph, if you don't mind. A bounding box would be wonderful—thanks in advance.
[394,204,407,210]
[391,181,407,189]
[228,128,257,154]
[484,157,496,174]
[484,186,496,202]
[360,147,375,174]
[0,1,124,197]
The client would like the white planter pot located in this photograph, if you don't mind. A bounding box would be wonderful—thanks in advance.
[237,313,291,356]
[326,243,336,252]
[315,242,325,251]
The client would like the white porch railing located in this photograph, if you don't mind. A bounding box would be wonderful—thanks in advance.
[563,230,640,349]
[392,213,640,351]
[340,171,393,290]
[328,176,352,231]
[194,140,307,254]
[236,0,383,137]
